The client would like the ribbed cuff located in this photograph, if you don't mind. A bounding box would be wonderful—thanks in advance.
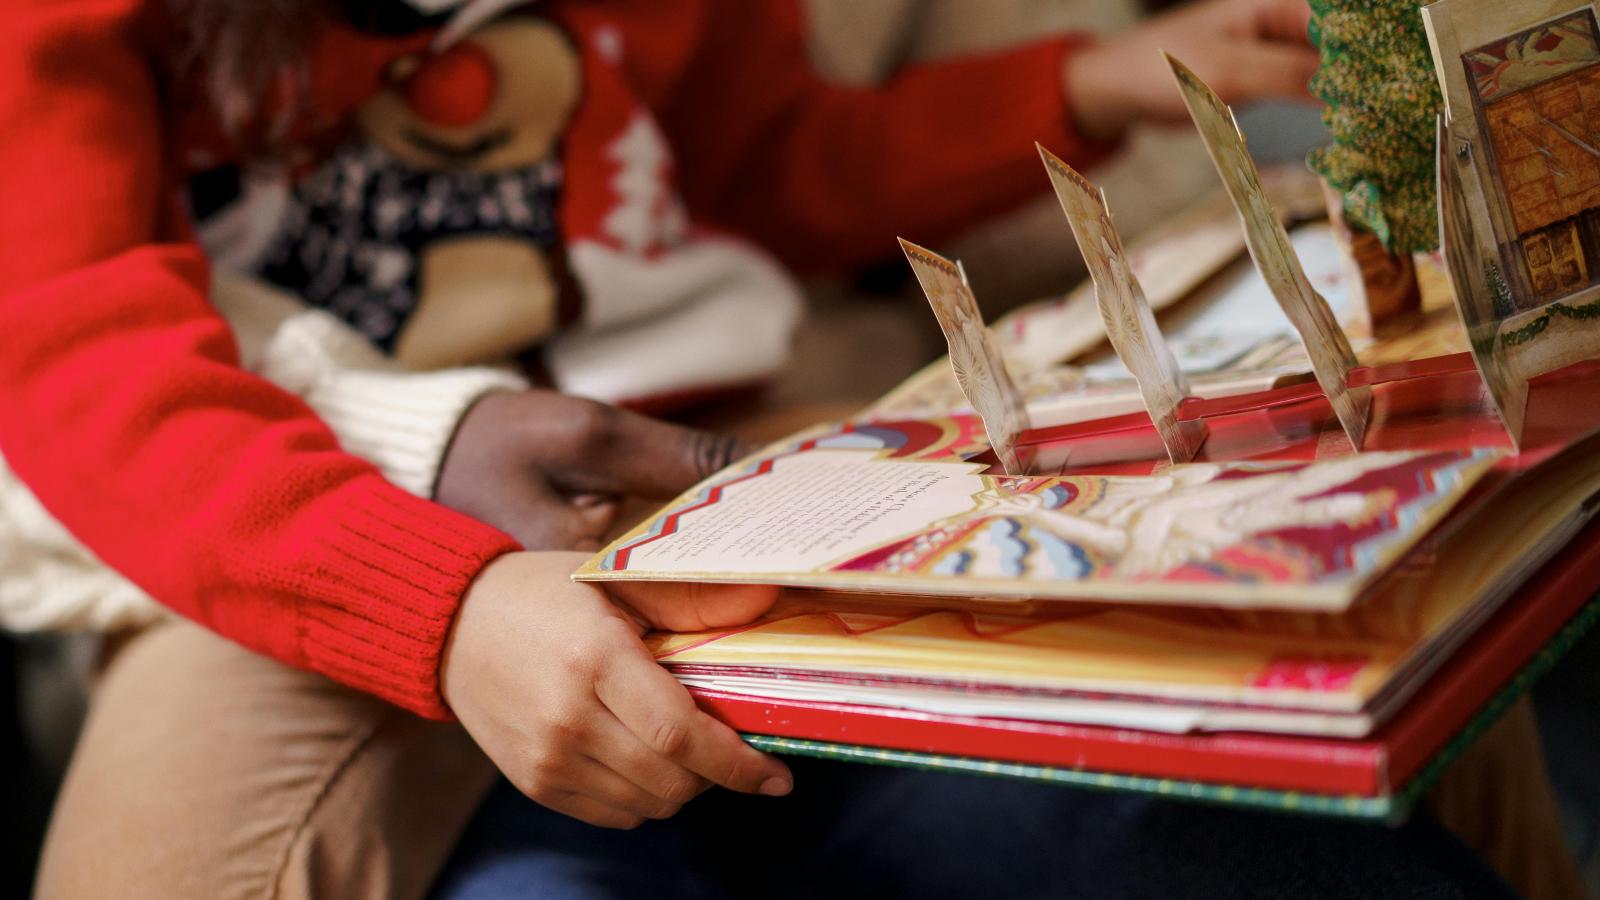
[252,307,528,498]
[295,479,519,720]
[309,366,528,497]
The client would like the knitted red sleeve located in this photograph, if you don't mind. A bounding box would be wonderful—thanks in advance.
[0,0,519,719]
[661,0,1121,274]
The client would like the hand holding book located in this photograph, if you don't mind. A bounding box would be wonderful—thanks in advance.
[443,552,791,831]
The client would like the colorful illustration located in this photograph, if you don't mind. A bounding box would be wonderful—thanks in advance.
[577,418,1500,611]
[1424,0,1600,447]
[643,432,1600,737]
[830,453,1483,585]
[1467,9,1600,101]
[1434,3,1600,305]
[1474,10,1600,305]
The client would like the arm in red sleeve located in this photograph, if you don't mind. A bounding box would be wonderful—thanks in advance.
[661,0,1119,273]
[0,1,517,719]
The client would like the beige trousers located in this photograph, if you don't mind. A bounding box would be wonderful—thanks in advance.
[33,621,496,900]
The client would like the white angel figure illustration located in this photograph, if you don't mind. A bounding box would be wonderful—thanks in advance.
[965,452,1423,578]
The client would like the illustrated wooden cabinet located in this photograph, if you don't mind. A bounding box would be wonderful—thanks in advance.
[1468,9,1600,308]
[1521,220,1587,298]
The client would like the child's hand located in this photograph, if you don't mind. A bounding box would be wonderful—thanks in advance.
[606,578,782,633]
[441,551,791,829]
[436,390,750,551]
[1064,0,1318,141]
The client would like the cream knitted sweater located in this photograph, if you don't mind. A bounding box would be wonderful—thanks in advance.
[0,272,526,632]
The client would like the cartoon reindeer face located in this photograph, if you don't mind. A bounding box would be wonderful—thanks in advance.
[358,16,580,174]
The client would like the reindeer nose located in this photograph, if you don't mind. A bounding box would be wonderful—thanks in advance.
[400,42,498,129]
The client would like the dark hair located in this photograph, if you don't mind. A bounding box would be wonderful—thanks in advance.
[162,0,327,138]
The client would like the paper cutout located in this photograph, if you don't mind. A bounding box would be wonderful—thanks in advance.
[899,239,1032,473]
[870,220,1375,430]
[1436,118,1530,447]
[1166,53,1373,449]
[577,417,1500,612]
[1038,144,1208,462]
[994,165,1333,373]
[1423,0,1600,448]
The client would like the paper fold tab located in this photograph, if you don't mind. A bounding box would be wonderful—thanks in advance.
[899,238,1033,474]
[1165,52,1372,449]
[1435,116,1527,450]
[1038,144,1208,462]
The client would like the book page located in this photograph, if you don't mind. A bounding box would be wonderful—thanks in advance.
[608,450,984,574]
[578,419,1500,611]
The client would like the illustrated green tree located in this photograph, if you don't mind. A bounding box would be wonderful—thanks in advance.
[1307,0,1444,254]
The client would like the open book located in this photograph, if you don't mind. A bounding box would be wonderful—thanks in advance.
[579,365,1600,737]
[571,51,1600,816]
[645,426,1600,739]
[577,420,1496,611]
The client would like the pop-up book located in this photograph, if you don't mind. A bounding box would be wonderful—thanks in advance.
[577,49,1600,820]
[1167,54,1373,448]
[898,240,1033,474]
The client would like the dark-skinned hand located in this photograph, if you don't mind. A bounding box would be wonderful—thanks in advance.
[435,389,751,551]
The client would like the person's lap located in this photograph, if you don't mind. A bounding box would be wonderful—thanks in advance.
[30,613,1560,900]
[430,757,1514,900]
[34,620,496,900]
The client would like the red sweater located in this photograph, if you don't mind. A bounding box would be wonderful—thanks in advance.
[0,0,1111,719]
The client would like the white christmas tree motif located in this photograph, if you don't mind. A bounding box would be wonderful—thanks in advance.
[497,179,534,228]
[357,242,412,292]
[592,24,623,63]
[372,191,411,238]
[602,110,688,254]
